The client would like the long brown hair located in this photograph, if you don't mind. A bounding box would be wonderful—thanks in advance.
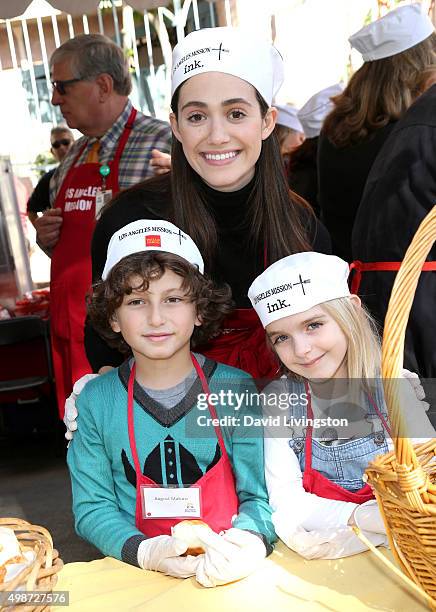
[323,33,436,147]
[169,86,311,266]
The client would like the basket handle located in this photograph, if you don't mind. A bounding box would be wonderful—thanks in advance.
[381,205,436,467]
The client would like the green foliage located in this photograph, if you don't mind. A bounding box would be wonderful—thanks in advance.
[34,152,55,178]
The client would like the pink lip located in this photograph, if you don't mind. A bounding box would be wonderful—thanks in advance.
[143,333,173,342]
[298,354,325,367]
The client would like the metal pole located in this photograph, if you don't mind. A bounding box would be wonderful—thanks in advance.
[173,0,184,42]
[21,19,42,123]
[143,10,158,105]
[97,6,105,34]
[112,0,121,47]
[6,20,18,71]
[209,1,216,27]
[51,14,61,48]
[67,14,75,38]
[192,0,200,29]
[82,15,90,34]
[37,16,56,123]
[224,0,232,25]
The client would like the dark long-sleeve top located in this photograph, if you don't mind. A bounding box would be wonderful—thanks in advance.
[87,173,331,371]
[352,84,436,378]
[318,123,396,262]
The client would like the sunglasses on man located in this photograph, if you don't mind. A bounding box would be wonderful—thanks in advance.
[51,139,72,149]
[51,78,83,96]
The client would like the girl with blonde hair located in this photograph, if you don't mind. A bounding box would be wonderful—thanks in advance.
[248,251,435,559]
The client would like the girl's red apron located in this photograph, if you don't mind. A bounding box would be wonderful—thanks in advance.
[302,382,391,503]
[349,260,436,294]
[50,108,136,417]
[128,354,239,537]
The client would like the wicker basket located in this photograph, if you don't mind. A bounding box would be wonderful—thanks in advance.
[364,206,436,606]
[0,518,63,612]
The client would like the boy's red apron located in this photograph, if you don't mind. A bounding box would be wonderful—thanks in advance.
[302,382,391,503]
[128,354,239,537]
[349,260,436,294]
[50,108,137,417]
[202,309,278,380]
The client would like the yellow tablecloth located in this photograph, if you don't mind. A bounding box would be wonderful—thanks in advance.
[54,541,429,611]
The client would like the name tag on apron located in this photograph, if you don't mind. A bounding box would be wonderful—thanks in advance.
[141,485,201,519]
[95,189,113,219]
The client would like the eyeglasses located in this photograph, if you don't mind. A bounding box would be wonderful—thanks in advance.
[51,139,72,149]
[51,78,83,95]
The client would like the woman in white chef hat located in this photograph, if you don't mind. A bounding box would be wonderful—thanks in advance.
[248,251,435,559]
[273,103,305,157]
[318,3,436,262]
[286,84,343,216]
[84,26,331,381]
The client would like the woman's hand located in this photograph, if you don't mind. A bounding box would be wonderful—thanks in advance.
[64,370,113,440]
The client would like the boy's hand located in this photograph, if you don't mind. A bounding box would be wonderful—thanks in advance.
[195,528,266,587]
[64,373,99,440]
[137,536,201,578]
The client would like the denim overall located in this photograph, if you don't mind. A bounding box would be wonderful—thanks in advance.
[286,378,389,496]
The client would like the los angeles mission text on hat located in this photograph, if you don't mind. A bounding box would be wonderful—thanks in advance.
[117,226,186,241]
[173,47,212,73]
[253,282,295,305]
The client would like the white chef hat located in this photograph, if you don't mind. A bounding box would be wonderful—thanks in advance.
[102,220,204,280]
[171,26,284,106]
[248,252,351,328]
[275,104,304,132]
[349,3,434,62]
[297,83,344,138]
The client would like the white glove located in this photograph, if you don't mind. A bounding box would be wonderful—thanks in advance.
[137,535,201,578]
[401,368,427,404]
[63,373,99,440]
[353,500,386,535]
[195,528,266,588]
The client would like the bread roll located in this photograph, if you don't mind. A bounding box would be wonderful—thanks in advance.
[171,520,212,556]
[0,527,25,584]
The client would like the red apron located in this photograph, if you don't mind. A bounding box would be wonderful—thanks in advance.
[128,354,239,537]
[50,108,137,417]
[349,260,436,294]
[302,382,391,503]
[201,309,279,380]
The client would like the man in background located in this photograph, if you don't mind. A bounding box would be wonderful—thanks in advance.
[33,34,172,417]
[27,126,74,226]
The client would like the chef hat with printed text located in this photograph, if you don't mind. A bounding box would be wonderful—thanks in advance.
[297,83,344,138]
[171,26,284,106]
[275,104,304,132]
[102,220,204,279]
[248,252,351,328]
[349,3,434,62]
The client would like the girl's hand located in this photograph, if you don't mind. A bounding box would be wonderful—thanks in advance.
[352,500,386,534]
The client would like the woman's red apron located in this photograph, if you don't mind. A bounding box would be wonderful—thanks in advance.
[128,354,239,537]
[50,108,137,417]
[349,260,436,294]
[302,382,391,503]
[201,309,279,380]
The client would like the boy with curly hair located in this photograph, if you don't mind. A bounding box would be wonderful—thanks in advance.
[67,220,276,587]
